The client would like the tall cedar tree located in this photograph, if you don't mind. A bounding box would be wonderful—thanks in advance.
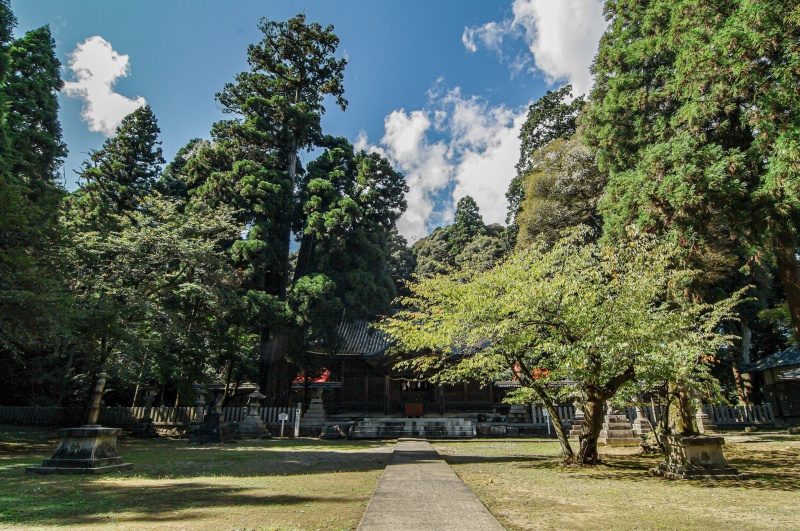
[587,1,800,344]
[214,15,347,403]
[73,105,164,228]
[0,7,70,403]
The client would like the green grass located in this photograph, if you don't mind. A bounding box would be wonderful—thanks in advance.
[435,434,800,531]
[5,425,799,530]
[0,425,393,530]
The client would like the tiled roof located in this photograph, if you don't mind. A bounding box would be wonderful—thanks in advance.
[741,347,800,373]
[308,318,393,357]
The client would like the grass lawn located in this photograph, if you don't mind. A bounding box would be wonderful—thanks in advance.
[4,425,799,531]
[0,425,393,531]
[435,434,800,531]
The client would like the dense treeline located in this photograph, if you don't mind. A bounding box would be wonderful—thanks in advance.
[0,5,408,407]
[383,0,800,464]
[2,0,798,443]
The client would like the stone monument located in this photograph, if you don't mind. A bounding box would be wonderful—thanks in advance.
[234,388,271,439]
[131,386,158,438]
[651,434,747,479]
[189,392,233,443]
[598,405,640,445]
[27,373,132,474]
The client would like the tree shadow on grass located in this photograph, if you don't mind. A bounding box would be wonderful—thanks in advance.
[443,454,562,469]
[2,482,357,526]
[559,451,800,492]
[2,430,394,479]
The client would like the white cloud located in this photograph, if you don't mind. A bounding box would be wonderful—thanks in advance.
[462,0,607,95]
[462,21,509,55]
[63,36,146,136]
[359,87,526,242]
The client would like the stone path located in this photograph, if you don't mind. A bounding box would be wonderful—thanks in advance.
[357,439,505,531]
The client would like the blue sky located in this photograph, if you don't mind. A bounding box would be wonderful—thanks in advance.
[13,0,607,241]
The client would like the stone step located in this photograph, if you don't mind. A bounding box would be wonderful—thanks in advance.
[350,418,475,439]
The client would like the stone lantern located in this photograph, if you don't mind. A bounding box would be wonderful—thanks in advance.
[188,384,207,435]
[235,387,271,439]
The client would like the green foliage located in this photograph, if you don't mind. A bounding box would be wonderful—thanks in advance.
[586,0,800,344]
[449,196,486,256]
[507,85,586,223]
[297,138,408,320]
[515,135,605,250]
[6,25,66,185]
[0,11,72,405]
[412,197,509,277]
[383,228,745,406]
[73,105,164,226]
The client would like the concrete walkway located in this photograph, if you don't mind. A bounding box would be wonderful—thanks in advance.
[357,439,505,531]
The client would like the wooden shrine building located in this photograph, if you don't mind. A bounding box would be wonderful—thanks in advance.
[292,319,514,418]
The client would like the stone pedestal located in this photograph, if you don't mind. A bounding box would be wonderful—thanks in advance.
[507,404,532,424]
[598,407,640,445]
[132,387,158,438]
[235,388,271,439]
[569,402,585,438]
[632,405,653,436]
[190,394,232,443]
[28,373,131,474]
[651,434,747,479]
[695,404,720,434]
[301,398,326,426]
[27,426,132,474]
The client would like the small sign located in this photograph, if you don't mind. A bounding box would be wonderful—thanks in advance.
[278,413,289,421]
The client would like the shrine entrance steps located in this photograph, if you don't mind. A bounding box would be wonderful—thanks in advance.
[357,439,504,530]
[349,418,475,439]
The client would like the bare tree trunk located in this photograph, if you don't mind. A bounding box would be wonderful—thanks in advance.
[578,395,605,464]
[673,382,697,435]
[260,332,295,406]
[731,320,756,405]
[529,383,573,460]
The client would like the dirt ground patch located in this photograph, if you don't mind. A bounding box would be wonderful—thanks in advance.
[435,434,800,531]
[0,425,393,531]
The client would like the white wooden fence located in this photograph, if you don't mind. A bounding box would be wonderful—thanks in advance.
[620,404,774,427]
[0,405,298,428]
[0,403,775,429]
[530,404,774,428]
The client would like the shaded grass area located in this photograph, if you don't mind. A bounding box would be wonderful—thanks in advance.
[436,435,800,531]
[0,425,393,530]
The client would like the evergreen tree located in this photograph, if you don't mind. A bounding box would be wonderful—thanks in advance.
[0,8,73,404]
[449,196,485,256]
[6,25,66,187]
[213,14,348,402]
[73,105,164,226]
[507,85,585,223]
